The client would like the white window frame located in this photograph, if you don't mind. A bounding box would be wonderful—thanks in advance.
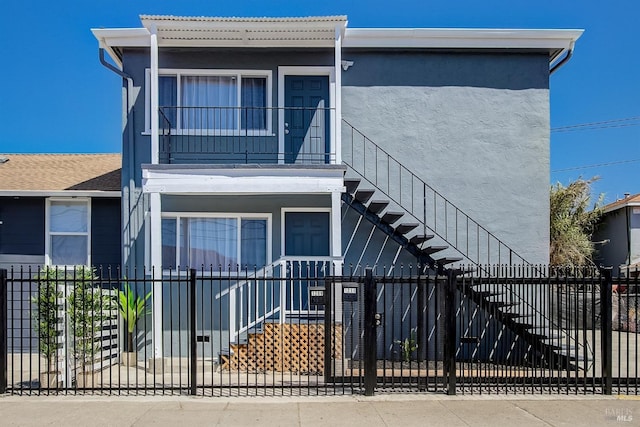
[45,198,91,267]
[145,68,273,136]
[160,212,272,274]
[280,207,332,258]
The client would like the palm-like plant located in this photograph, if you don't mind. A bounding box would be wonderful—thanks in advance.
[118,282,151,353]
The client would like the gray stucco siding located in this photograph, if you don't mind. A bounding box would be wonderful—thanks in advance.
[341,52,550,264]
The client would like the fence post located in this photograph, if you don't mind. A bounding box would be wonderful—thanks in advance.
[189,268,197,396]
[443,268,457,395]
[324,277,333,383]
[0,269,7,394]
[600,267,613,395]
[363,268,377,396]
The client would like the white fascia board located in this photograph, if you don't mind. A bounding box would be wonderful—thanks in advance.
[343,28,583,52]
[0,190,121,198]
[91,28,151,46]
[603,201,640,214]
[141,167,345,194]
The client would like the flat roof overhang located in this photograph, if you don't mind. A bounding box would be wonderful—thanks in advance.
[141,164,347,195]
[92,15,582,68]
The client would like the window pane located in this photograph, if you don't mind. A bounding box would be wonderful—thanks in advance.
[159,76,177,127]
[161,218,176,269]
[50,201,88,233]
[241,219,267,270]
[188,218,238,270]
[181,76,237,129]
[179,218,189,270]
[51,235,87,265]
[241,78,267,130]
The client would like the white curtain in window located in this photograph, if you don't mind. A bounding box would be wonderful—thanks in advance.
[188,218,238,270]
[50,202,88,232]
[181,76,237,130]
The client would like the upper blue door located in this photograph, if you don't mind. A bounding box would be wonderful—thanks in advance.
[284,76,330,164]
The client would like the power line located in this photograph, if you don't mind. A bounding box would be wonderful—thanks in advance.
[552,115,640,133]
[552,158,640,173]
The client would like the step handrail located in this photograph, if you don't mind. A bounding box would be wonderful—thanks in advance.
[342,119,529,267]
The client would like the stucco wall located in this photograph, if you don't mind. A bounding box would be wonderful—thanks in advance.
[341,51,551,264]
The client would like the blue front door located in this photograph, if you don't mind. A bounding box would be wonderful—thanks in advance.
[284,76,330,164]
[284,212,330,257]
[284,212,330,311]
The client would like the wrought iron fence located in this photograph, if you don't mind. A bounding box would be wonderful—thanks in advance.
[0,265,638,396]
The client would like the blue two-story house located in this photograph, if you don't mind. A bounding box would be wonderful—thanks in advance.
[93,15,581,362]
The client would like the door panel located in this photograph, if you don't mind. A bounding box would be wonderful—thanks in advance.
[284,212,330,256]
[284,76,330,164]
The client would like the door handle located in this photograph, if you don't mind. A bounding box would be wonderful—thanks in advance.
[284,122,289,134]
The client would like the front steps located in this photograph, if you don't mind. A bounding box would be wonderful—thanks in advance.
[220,322,343,373]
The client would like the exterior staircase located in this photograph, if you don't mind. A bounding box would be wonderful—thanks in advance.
[342,177,460,272]
[340,119,588,370]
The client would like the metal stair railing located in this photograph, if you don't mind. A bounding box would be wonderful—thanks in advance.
[342,119,529,267]
[213,257,340,343]
[342,120,591,369]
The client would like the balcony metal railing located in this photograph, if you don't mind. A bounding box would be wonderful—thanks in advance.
[159,106,336,165]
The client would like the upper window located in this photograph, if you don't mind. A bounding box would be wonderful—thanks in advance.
[150,70,271,133]
[161,214,269,272]
[46,199,90,266]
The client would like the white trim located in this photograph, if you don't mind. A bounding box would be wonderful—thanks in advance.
[277,66,336,165]
[0,190,120,198]
[343,28,583,50]
[334,26,342,164]
[150,26,159,165]
[146,68,273,134]
[160,212,273,273]
[280,208,332,259]
[142,166,346,194]
[44,197,91,267]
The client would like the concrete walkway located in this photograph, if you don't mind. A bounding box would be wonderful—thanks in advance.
[1,394,639,426]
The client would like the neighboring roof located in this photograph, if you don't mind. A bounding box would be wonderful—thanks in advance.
[0,154,121,196]
[92,15,582,67]
[602,193,640,214]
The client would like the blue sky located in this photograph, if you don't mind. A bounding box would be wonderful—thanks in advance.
[1,0,638,204]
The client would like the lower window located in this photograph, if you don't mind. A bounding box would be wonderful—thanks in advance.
[162,215,268,271]
[46,199,90,266]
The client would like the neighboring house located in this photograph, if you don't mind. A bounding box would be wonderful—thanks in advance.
[92,15,581,360]
[0,154,122,272]
[594,193,640,276]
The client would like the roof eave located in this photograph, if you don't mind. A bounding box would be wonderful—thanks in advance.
[343,28,583,62]
[0,190,121,198]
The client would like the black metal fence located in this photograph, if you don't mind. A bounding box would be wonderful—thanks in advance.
[0,265,638,396]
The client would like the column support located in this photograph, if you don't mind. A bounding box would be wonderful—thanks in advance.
[150,192,163,359]
[150,24,159,165]
[334,26,343,165]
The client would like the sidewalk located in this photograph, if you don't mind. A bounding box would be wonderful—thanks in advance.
[1,394,638,426]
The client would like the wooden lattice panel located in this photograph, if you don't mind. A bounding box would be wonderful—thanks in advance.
[221,322,343,373]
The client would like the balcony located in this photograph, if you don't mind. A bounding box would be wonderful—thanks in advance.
[159,106,335,165]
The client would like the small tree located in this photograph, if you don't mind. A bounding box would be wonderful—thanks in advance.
[117,282,151,353]
[33,267,64,375]
[550,177,604,266]
[67,267,112,374]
